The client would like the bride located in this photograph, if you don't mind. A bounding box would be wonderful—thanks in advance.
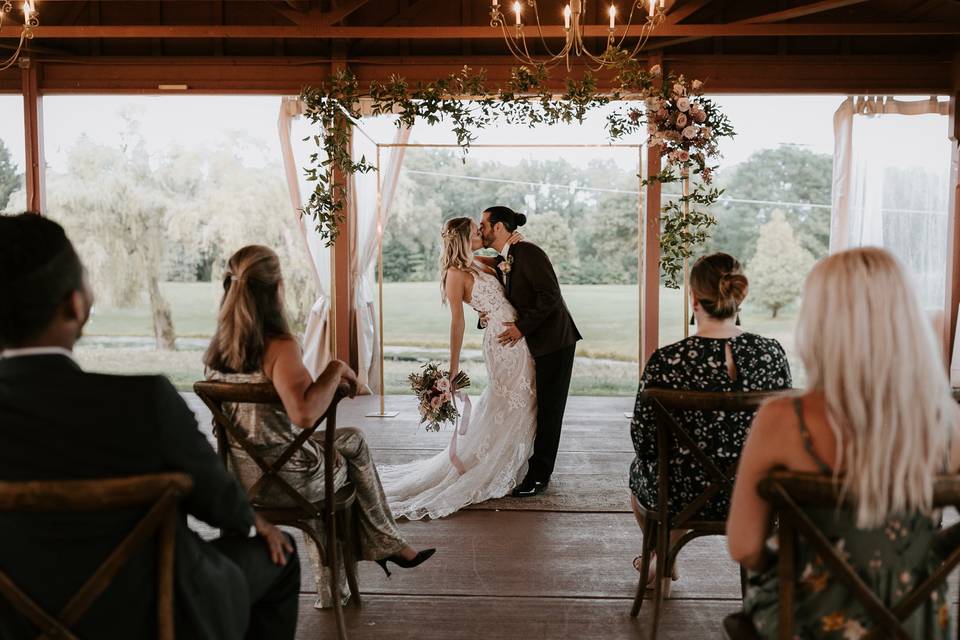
[378,216,537,520]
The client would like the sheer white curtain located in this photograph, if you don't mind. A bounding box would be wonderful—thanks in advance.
[351,110,412,393]
[831,96,951,311]
[278,96,332,378]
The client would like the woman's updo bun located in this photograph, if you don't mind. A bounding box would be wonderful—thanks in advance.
[689,253,748,320]
[484,205,526,232]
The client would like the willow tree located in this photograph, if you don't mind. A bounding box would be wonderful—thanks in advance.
[47,133,177,350]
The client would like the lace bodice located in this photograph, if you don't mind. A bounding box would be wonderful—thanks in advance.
[468,265,517,325]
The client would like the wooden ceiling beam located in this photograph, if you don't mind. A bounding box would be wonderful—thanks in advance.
[663,0,713,25]
[321,0,371,26]
[743,0,869,24]
[8,22,958,39]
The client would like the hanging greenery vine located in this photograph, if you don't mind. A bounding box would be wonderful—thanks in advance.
[299,49,733,288]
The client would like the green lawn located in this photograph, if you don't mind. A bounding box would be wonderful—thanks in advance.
[76,280,802,393]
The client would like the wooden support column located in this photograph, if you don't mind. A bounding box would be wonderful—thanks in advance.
[330,55,354,365]
[944,86,960,362]
[641,54,663,365]
[21,59,44,214]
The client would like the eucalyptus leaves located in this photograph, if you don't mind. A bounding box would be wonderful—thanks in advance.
[299,49,733,288]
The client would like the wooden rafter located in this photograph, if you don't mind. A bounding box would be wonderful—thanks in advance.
[7,22,958,39]
[322,0,371,26]
[663,0,713,25]
[743,0,869,24]
[273,0,370,26]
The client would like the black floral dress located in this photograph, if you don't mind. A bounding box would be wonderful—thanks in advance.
[629,333,792,520]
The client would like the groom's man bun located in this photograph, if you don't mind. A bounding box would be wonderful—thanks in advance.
[485,206,526,232]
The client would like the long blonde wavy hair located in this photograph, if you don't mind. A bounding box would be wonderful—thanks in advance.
[203,245,292,373]
[796,247,958,527]
[439,217,475,304]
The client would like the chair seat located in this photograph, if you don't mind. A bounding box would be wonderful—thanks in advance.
[251,482,357,517]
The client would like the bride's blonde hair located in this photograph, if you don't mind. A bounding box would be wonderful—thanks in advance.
[439,217,475,304]
[796,247,958,527]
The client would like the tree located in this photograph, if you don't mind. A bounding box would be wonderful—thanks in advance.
[0,139,21,211]
[46,135,178,349]
[748,210,814,318]
[706,145,832,264]
[523,211,580,283]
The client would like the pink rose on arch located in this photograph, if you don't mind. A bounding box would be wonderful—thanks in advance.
[676,97,691,112]
[673,82,686,97]
[649,64,662,77]
[675,113,688,128]
[677,150,690,163]
[692,108,707,123]
[682,125,698,139]
[692,79,704,91]
[702,127,713,139]
[656,108,669,120]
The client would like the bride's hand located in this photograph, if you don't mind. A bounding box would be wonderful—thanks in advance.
[506,231,524,245]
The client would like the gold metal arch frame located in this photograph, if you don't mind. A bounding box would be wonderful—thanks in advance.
[346,113,646,419]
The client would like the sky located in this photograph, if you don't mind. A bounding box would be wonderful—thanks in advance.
[0,93,946,179]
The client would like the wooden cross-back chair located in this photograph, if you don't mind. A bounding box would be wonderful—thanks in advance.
[0,473,193,640]
[724,470,960,640]
[630,388,788,640]
[193,380,358,640]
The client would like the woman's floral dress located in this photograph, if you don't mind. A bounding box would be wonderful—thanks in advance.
[629,333,792,519]
[744,399,952,639]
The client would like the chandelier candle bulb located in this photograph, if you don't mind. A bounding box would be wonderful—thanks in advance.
[564,5,571,30]
[514,1,521,25]
[22,1,29,20]
[648,0,655,17]
[609,5,616,29]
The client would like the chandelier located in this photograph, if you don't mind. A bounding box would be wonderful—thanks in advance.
[0,0,38,71]
[490,0,665,71]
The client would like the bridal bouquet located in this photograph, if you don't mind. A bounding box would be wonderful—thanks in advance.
[408,361,470,432]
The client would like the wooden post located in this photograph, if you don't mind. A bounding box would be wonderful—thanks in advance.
[21,59,44,214]
[641,53,663,365]
[330,55,353,364]
[944,59,960,363]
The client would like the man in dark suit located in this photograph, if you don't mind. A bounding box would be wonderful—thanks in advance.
[0,213,300,639]
[479,206,582,497]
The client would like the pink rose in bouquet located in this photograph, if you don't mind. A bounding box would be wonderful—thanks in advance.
[408,361,471,432]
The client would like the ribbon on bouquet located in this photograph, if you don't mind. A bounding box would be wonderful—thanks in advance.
[448,390,472,476]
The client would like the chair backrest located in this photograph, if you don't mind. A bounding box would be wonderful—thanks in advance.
[192,380,348,517]
[759,470,960,639]
[0,473,193,640]
[639,388,788,527]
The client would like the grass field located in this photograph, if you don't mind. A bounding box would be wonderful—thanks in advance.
[76,281,803,394]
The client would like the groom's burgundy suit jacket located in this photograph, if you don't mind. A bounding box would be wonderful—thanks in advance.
[502,241,581,359]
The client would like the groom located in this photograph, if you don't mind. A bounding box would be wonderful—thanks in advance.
[479,206,581,497]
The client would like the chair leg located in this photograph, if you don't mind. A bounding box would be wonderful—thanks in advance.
[631,519,656,617]
[649,523,670,640]
[739,565,748,600]
[340,506,362,608]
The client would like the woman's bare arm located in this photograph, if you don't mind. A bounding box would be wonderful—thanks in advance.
[264,337,358,429]
[726,399,791,570]
[445,269,467,379]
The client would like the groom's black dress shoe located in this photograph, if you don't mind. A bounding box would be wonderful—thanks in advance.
[511,478,548,498]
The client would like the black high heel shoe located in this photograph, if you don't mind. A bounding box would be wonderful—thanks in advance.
[375,548,436,577]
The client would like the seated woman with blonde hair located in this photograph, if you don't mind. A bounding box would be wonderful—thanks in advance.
[204,245,434,608]
[728,247,960,638]
[630,252,792,591]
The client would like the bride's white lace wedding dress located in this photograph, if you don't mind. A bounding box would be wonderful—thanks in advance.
[378,264,537,520]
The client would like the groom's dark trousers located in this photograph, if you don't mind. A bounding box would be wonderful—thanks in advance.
[504,242,581,483]
[0,354,300,640]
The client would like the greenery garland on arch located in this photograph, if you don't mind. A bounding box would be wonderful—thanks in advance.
[299,49,734,288]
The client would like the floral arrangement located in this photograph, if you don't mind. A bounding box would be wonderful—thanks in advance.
[408,361,471,432]
[300,52,735,287]
[638,65,733,287]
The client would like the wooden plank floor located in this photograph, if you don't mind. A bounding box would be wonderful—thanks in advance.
[185,392,960,639]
